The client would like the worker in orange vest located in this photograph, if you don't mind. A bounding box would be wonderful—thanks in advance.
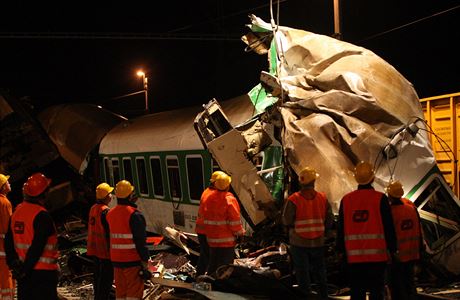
[87,182,114,300]
[282,167,333,299]
[0,173,14,300]
[202,171,244,276]
[386,180,423,300]
[337,161,397,300]
[5,173,59,300]
[195,171,224,276]
[106,180,150,300]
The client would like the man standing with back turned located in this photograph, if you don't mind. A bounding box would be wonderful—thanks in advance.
[0,173,14,300]
[337,161,397,300]
[107,180,150,300]
[87,182,114,300]
[282,167,333,299]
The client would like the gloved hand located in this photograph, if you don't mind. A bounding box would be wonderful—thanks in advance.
[10,259,26,280]
[139,267,152,281]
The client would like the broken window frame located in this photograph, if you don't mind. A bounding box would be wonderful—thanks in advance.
[413,173,460,254]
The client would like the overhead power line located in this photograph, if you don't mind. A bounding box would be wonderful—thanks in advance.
[0,32,242,41]
[357,4,460,43]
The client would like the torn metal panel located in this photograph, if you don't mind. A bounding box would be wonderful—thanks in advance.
[0,92,59,185]
[38,104,126,174]
[195,100,278,226]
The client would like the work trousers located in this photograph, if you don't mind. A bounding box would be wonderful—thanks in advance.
[290,245,328,299]
[390,261,417,300]
[93,257,114,300]
[347,262,386,300]
[16,269,58,300]
[0,258,14,300]
[196,234,209,276]
[114,266,144,300]
[207,247,235,276]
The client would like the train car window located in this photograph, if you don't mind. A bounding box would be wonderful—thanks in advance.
[112,158,120,184]
[149,157,164,198]
[166,157,182,200]
[186,155,204,203]
[414,175,460,252]
[123,158,133,184]
[103,157,112,184]
[136,157,149,196]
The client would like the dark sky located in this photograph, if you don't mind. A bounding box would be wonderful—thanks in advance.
[1,0,459,114]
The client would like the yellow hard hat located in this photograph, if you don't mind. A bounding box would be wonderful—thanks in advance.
[210,171,225,183]
[115,180,134,198]
[214,172,232,191]
[353,161,375,185]
[299,167,319,185]
[96,182,114,199]
[386,180,404,198]
[0,174,10,188]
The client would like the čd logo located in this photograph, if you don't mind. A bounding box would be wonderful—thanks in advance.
[353,210,369,222]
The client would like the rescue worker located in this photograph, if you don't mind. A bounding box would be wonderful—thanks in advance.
[5,173,59,300]
[106,180,150,300]
[386,180,423,300]
[337,161,397,300]
[282,167,333,299]
[195,171,224,276]
[87,182,114,300]
[0,173,14,300]
[202,171,244,276]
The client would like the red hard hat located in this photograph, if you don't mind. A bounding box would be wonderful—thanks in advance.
[23,173,52,197]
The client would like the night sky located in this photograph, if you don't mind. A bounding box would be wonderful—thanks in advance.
[1,0,459,114]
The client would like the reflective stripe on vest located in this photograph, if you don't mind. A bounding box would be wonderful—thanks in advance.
[0,251,5,257]
[288,191,327,239]
[87,203,110,259]
[343,189,388,263]
[107,205,141,262]
[196,188,214,234]
[203,190,243,247]
[391,199,421,262]
[11,202,59,270]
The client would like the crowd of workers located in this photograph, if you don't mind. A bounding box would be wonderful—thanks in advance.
[0,160,423,300]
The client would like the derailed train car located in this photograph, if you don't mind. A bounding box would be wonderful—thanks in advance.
[38,16,460,281]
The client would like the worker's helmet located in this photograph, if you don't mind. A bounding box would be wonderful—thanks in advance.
[386,180,404,198]
[0,174,10,188]
[298,167,319,185]
[96,182,114,199]
[210,171,225,183]
[353,161,375,185]
[214,172,232,191]
[23,173,52,197]
[115,180,134,198]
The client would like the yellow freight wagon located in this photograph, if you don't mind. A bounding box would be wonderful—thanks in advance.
[420,92,460,198]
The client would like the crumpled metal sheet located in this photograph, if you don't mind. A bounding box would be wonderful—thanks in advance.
[247,16,435,212]
[38,104,126,174]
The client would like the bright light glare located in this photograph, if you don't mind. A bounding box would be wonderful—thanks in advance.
[136,70,145,77]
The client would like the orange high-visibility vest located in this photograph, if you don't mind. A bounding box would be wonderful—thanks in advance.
[0,194,12,259]
[106,205,141,262]
[87,203,110,259]
[391,198,421,262]
[342,189,389,263]
[11,202,59,270]
[288,191,327,239]
[195,187,214,235]
[203,191,244,247]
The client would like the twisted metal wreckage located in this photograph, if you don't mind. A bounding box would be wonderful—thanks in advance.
[8,15,460,299]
